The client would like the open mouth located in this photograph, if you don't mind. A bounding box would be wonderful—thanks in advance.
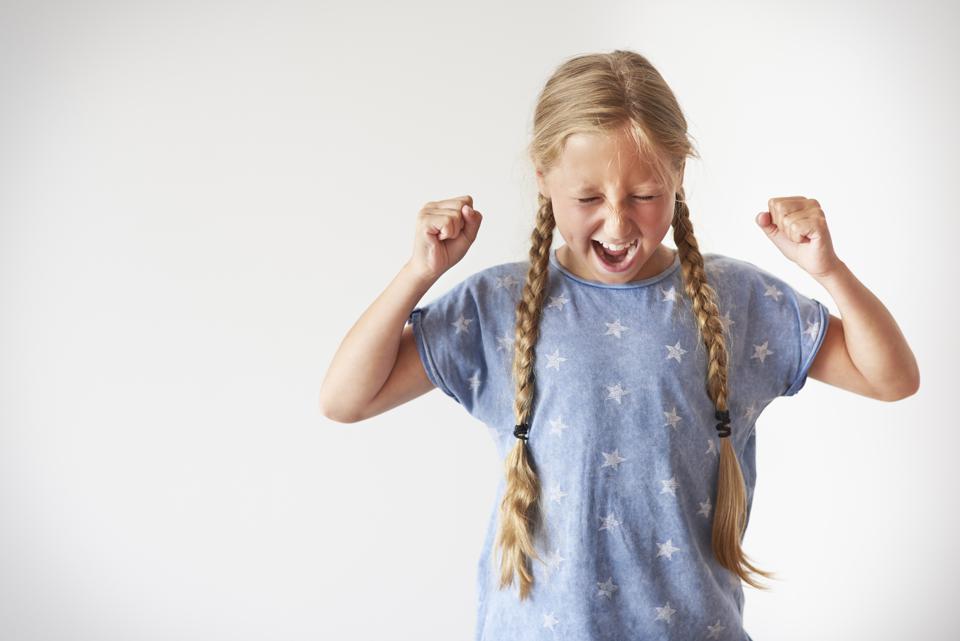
[591,239,640,272]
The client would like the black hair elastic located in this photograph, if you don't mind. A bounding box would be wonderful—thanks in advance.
[513,422,530,441]
[714,409,732,438]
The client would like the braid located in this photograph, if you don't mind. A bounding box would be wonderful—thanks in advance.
[493,193,555,600]
[672,189,776,589]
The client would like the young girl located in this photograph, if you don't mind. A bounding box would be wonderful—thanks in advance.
[319,50,918,640]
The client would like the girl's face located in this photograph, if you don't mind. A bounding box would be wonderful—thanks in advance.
[536,126,680,285]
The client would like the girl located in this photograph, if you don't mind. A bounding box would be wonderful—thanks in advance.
[319,50,918,640]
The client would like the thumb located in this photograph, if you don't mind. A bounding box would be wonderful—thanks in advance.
[755,211,776,235]
[462,205,483,241]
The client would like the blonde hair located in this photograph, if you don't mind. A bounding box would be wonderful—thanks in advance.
[494,49,775,600]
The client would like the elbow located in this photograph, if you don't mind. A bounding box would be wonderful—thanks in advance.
[319,395,360,424]
[877,370,920,402]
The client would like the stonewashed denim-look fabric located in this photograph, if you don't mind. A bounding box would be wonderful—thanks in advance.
[407,247,829,641]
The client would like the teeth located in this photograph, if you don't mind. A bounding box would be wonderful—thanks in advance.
[598,239,637,251]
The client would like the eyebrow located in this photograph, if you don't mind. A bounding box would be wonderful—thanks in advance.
[574,182,661,191]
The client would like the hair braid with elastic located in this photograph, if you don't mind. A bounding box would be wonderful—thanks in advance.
[492,193,555,600]
[672,189,776,589]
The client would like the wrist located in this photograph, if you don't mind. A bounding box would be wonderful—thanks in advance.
[810,258,850,285]
[400,260,440,292]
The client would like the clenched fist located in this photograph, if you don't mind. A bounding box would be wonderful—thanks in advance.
[756,196,841,278]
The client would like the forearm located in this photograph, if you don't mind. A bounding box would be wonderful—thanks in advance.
[319,262,436,422]
[813,259,919,397]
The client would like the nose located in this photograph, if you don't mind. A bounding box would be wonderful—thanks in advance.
[602,204,635,240]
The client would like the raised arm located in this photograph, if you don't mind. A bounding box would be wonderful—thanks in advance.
[319,195,484,423]
[318,262,436,423]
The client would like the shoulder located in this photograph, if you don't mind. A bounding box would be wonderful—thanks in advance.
[454,258,528,299]
[702,252,791,291]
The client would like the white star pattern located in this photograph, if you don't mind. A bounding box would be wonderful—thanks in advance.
[751,340,774,364]
[545,348,568,371]
[604,383,631,404]
[451,314,473,334]
[665,341,687,363]
[662,406,682,430]
[604,319,629,338]
[719,309,735,334]
[599,513,621,531]
[546,293,570,311]
[656,539,681,560]
[600,449,628,469]
[660,285,678,303]
[763,282,783,301]
[412,253,821,638]
[543,612,559,630]
[708,260,728,275]
[467,371,480,392]
[660,476,679,496]
[495,274,519,290]
[544,548,566,573]
[547,485,568,504]
[597,577,618,598]
[707,620,726,638]
[654,602,676,623]
[549,416,569,436]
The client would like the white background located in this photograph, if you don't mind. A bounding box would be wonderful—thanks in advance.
[2,0,957,639]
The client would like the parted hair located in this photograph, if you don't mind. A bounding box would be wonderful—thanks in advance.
[494,50,775,601]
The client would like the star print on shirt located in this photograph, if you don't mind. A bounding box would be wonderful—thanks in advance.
[545,348,567,370]
[718,309,735,334]
[660,476,679,496]
[665,341,687,363]
[597,577,618,599]
[467,371,480,392]
[599,513,621,531]
[707,620,726,639]
[654,602,676,623]
[743,402,759,422]
[544,548,565,573]
[604,383,631,404]
[546,292,570,311]
[660,284,678,303]
[543,612,559,630]
[763,282,783,301]
[600,449,628,470]
[495,331,513,353]
[804,319,820,341]
[662,406,682,430]
[549,416,569,436]
[656,539,681,560]
[706,438,717,456]
[698,497,712,518]
[547,485,568,504]
[451,314,473,334]
[604,319,629,338]
[494,274,518,290]
[751,340,774,363]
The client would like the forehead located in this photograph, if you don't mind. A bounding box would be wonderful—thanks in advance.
[558,131,662,186]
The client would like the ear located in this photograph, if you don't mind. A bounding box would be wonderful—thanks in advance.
[535,168,550,199]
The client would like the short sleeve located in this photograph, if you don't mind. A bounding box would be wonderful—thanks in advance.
[714,257,831,400]
[406,268,515,425]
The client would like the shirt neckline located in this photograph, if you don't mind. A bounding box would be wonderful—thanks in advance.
[548,245,681,289]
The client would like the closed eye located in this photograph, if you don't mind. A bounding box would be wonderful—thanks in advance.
[578,196,658,203]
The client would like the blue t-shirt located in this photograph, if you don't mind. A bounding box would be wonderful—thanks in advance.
[407,246,829,641]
